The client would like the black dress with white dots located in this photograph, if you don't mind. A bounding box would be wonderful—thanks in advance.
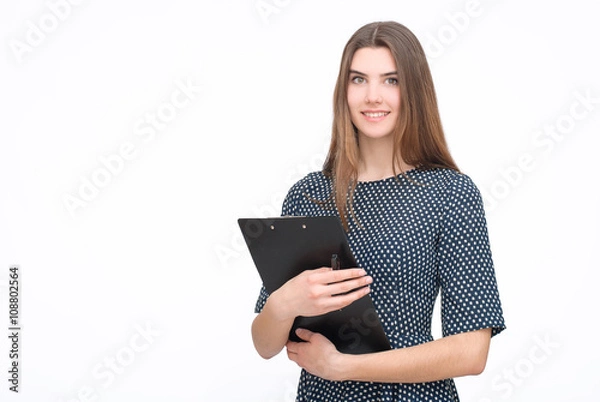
[255,167,506,401]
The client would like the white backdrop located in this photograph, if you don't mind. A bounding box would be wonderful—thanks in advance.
[1,0,599,401]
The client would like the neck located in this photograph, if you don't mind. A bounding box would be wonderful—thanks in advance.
[357,135,413,181]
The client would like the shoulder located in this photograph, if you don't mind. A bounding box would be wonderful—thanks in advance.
[415,168,483,210]
[282,171,332,215]
[286,171,332,198]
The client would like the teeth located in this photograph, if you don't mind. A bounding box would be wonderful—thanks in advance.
[364,112,388,118]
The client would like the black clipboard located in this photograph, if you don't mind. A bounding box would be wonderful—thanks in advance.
[239,216,391,354]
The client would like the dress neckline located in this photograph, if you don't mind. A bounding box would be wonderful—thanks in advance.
[356,167,420,185]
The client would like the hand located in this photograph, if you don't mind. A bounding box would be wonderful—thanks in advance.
[270,267,372,321]
[286,328,346,381]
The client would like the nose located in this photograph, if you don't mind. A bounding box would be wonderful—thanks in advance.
[365,83,382,104]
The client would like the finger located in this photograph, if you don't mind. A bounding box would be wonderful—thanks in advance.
[303,268,366,291]
[295,328,315,342]
[286,347,297,363]
[288,352,300,366]
[323,268,368,283]
[328,275,372,295]
[309,267,334,275]
[310,282,372,314]
[325,284,371,310]
[285,340,298,353]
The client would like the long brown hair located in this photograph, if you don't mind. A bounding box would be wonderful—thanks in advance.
[322,21,459,230]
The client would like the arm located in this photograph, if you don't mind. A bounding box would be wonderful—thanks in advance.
[251,295,296,360]
[286,327,492,383]
[252,267,373,359]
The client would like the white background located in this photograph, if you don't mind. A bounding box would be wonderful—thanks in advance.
[1,0,599,401]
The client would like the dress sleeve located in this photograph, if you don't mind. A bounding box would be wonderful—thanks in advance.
[437,174,506,337]
[253,181,302,313]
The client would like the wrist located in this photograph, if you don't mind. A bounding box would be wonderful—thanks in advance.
[333,352,358,382]
[265,290,294,322]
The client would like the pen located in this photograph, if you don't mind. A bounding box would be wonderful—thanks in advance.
[331,254,340,270]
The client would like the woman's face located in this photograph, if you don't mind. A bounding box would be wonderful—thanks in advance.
[347,46,401,142]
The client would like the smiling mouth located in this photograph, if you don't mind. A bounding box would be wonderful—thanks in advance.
[362,111,390,119]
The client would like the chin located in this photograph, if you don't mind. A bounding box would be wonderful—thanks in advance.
[358,131,394,141]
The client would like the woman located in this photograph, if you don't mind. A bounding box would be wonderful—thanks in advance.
[252,21,505,401]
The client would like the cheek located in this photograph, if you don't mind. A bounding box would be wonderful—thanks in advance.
[393,89,402,110]
[385,88,401,110]
[346,86,362,109]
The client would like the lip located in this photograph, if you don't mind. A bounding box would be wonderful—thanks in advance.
[361,110,390,122]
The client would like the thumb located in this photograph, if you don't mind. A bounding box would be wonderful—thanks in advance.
[295,328,315,341]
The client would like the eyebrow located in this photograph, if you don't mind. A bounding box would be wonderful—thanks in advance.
[349,69,398,77]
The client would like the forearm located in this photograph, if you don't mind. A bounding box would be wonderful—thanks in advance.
[338,328,492,383]
[252,268,372,359]
[251,296,295,359]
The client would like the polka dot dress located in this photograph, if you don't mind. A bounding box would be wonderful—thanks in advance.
[255,168,506,401]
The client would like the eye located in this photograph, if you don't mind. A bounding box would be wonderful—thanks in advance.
[385,77,398,85]
[350,76,365,84]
